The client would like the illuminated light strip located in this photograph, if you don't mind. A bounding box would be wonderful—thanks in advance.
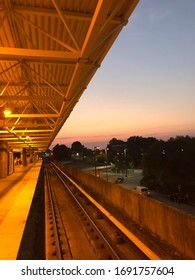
[5,114,60,118]
[53,163,161,260]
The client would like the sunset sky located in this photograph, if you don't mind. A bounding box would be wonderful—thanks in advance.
[51,0,195,150]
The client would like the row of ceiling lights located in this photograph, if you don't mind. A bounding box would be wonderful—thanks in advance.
[0,107,32,143]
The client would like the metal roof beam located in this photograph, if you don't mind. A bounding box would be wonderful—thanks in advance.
[0,61,20,76]
[24,63,66,98]
[0,95,63,101]
[0,138,50,141]
[7,129,53,133]
[9,5,122,24]
[81,0,112,58]
[0,47,80,63]
[12,6,93,21]
[13,10,78,52]
[52,0,80,51]
[5,113,60,118]
[0,82,68,88]
[4,123,55,128]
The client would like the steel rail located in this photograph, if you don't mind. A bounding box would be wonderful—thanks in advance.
[44,166,64,259]
[50,163,121,260]
[52,161,161,260]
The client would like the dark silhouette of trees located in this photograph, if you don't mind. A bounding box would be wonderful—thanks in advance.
[82,147,93,160]
[71,141,93,160]
[141,136,195,200]
[53,144,71,161]
[106,136,157,169]
[106,138,126,171]
[71,141,84,153]
[52,135,195,201]
[126,136,157,168]
[107,138,126,149]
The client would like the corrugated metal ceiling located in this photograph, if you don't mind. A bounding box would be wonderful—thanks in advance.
[0,0,139,151]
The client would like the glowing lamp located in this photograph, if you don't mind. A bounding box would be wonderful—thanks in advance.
[4,109,11,115]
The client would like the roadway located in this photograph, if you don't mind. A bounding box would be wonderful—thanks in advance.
[98,169,195,217]
[67,160,195,216]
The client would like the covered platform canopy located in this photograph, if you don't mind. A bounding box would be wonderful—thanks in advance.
[0,0,139,152]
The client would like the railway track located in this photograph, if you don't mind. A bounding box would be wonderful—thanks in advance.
[44,161,160,260]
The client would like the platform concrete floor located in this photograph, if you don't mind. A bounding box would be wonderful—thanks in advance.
[0,160,42,260]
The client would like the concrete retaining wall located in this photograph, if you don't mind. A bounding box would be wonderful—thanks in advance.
[58,162,195,259]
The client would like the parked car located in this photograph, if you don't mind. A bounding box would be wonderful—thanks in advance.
[134,186,150,196]
[169,192,189,203]
[115,177,124,183]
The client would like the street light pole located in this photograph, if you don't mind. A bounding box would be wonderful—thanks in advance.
[105,148,109,181]
[124,148,127,177]
[94,146,100,177]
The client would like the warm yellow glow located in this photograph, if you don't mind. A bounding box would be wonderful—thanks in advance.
[4,109,11,115]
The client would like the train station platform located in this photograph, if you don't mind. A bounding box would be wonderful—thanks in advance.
[0,160,42,260]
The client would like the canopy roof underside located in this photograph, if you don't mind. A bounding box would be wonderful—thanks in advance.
[0,0,139,151]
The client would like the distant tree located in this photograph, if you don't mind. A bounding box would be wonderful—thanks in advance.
[141,136,195,199]
[106,136,158,169]
[141,140,166,190]
[107,138,125,148]
[82,147,93,160]
[107,138,126,167]
[126,136,158,168]
[69,141,94,161]
[53,144,71,161]
[71,141,86,159]
[71,141,84,153]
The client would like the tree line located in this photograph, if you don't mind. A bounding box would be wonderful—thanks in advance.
[51,135,195,201]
